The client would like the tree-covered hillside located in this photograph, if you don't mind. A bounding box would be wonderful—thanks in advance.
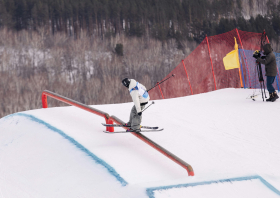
[1,0,280,42]
[1,0,280,118]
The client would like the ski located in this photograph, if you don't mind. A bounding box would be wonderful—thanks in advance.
[103,128,164,133]
[102,123,158,130]
[247,93,260,101]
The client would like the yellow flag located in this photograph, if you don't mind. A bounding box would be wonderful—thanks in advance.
[223,37,240,70]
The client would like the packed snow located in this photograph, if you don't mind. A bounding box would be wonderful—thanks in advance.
[0,88,280,198]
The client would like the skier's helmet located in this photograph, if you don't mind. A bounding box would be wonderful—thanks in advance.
[122,78,130,88]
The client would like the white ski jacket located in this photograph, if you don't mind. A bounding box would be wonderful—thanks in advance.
[128,79,150,113]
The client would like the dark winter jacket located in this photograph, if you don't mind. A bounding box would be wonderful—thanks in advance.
[257,44,277,77]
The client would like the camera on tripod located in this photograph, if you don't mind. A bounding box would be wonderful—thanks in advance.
[253,50,261,59]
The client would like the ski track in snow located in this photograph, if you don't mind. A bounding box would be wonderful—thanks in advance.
[0,88,280,197]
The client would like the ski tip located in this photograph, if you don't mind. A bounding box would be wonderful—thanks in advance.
[103,131,114,133]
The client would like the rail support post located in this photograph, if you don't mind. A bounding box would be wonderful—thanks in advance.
[106,118,114,132]
[42,93,48,108]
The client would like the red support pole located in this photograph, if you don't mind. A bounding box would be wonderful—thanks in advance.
[205,35,217,90]
[42,93,48,108]
[182,60,193,95]
[266,34,270,43]
[157,82,165,99]
[236,28,252,88]
[106,118,114,132]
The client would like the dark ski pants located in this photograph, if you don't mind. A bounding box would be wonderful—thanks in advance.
[127,105,145,130]
[267,76,276,93]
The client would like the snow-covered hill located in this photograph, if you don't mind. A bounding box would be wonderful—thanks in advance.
[1,88,280,198]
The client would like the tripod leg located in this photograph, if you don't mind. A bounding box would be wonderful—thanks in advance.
[262,81,267,98]
[260,82,264,101]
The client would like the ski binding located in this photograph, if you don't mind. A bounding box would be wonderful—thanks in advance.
[102,123,158,130]
[103,128,164,133]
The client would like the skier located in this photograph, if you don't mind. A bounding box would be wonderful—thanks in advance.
[256,43,279,102]
[122,78,150,132]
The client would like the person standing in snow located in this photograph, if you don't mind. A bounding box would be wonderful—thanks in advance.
[256,43,279,102]
[122,78,150,132]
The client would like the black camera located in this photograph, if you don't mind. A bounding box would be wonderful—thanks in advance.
[253,50,261,59]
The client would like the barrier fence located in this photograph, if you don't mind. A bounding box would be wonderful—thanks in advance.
[149,28,280,100]
[41,90,194,176]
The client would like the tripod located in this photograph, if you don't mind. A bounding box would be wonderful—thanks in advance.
[256,61,267,101]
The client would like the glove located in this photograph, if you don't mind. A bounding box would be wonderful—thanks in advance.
[138,112,142,116]
[261,56,266,59]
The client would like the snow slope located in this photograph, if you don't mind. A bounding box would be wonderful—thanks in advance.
[0,88,280,198]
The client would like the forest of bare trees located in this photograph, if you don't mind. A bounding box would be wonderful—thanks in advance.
[1,0,280,42]
[0,28,197,118]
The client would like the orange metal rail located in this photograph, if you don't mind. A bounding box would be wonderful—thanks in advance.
[41,90,194,176]
[42,90,114,132]
[110,115,194,176]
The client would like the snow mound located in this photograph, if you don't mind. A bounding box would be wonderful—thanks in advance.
[1,88,280,197]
